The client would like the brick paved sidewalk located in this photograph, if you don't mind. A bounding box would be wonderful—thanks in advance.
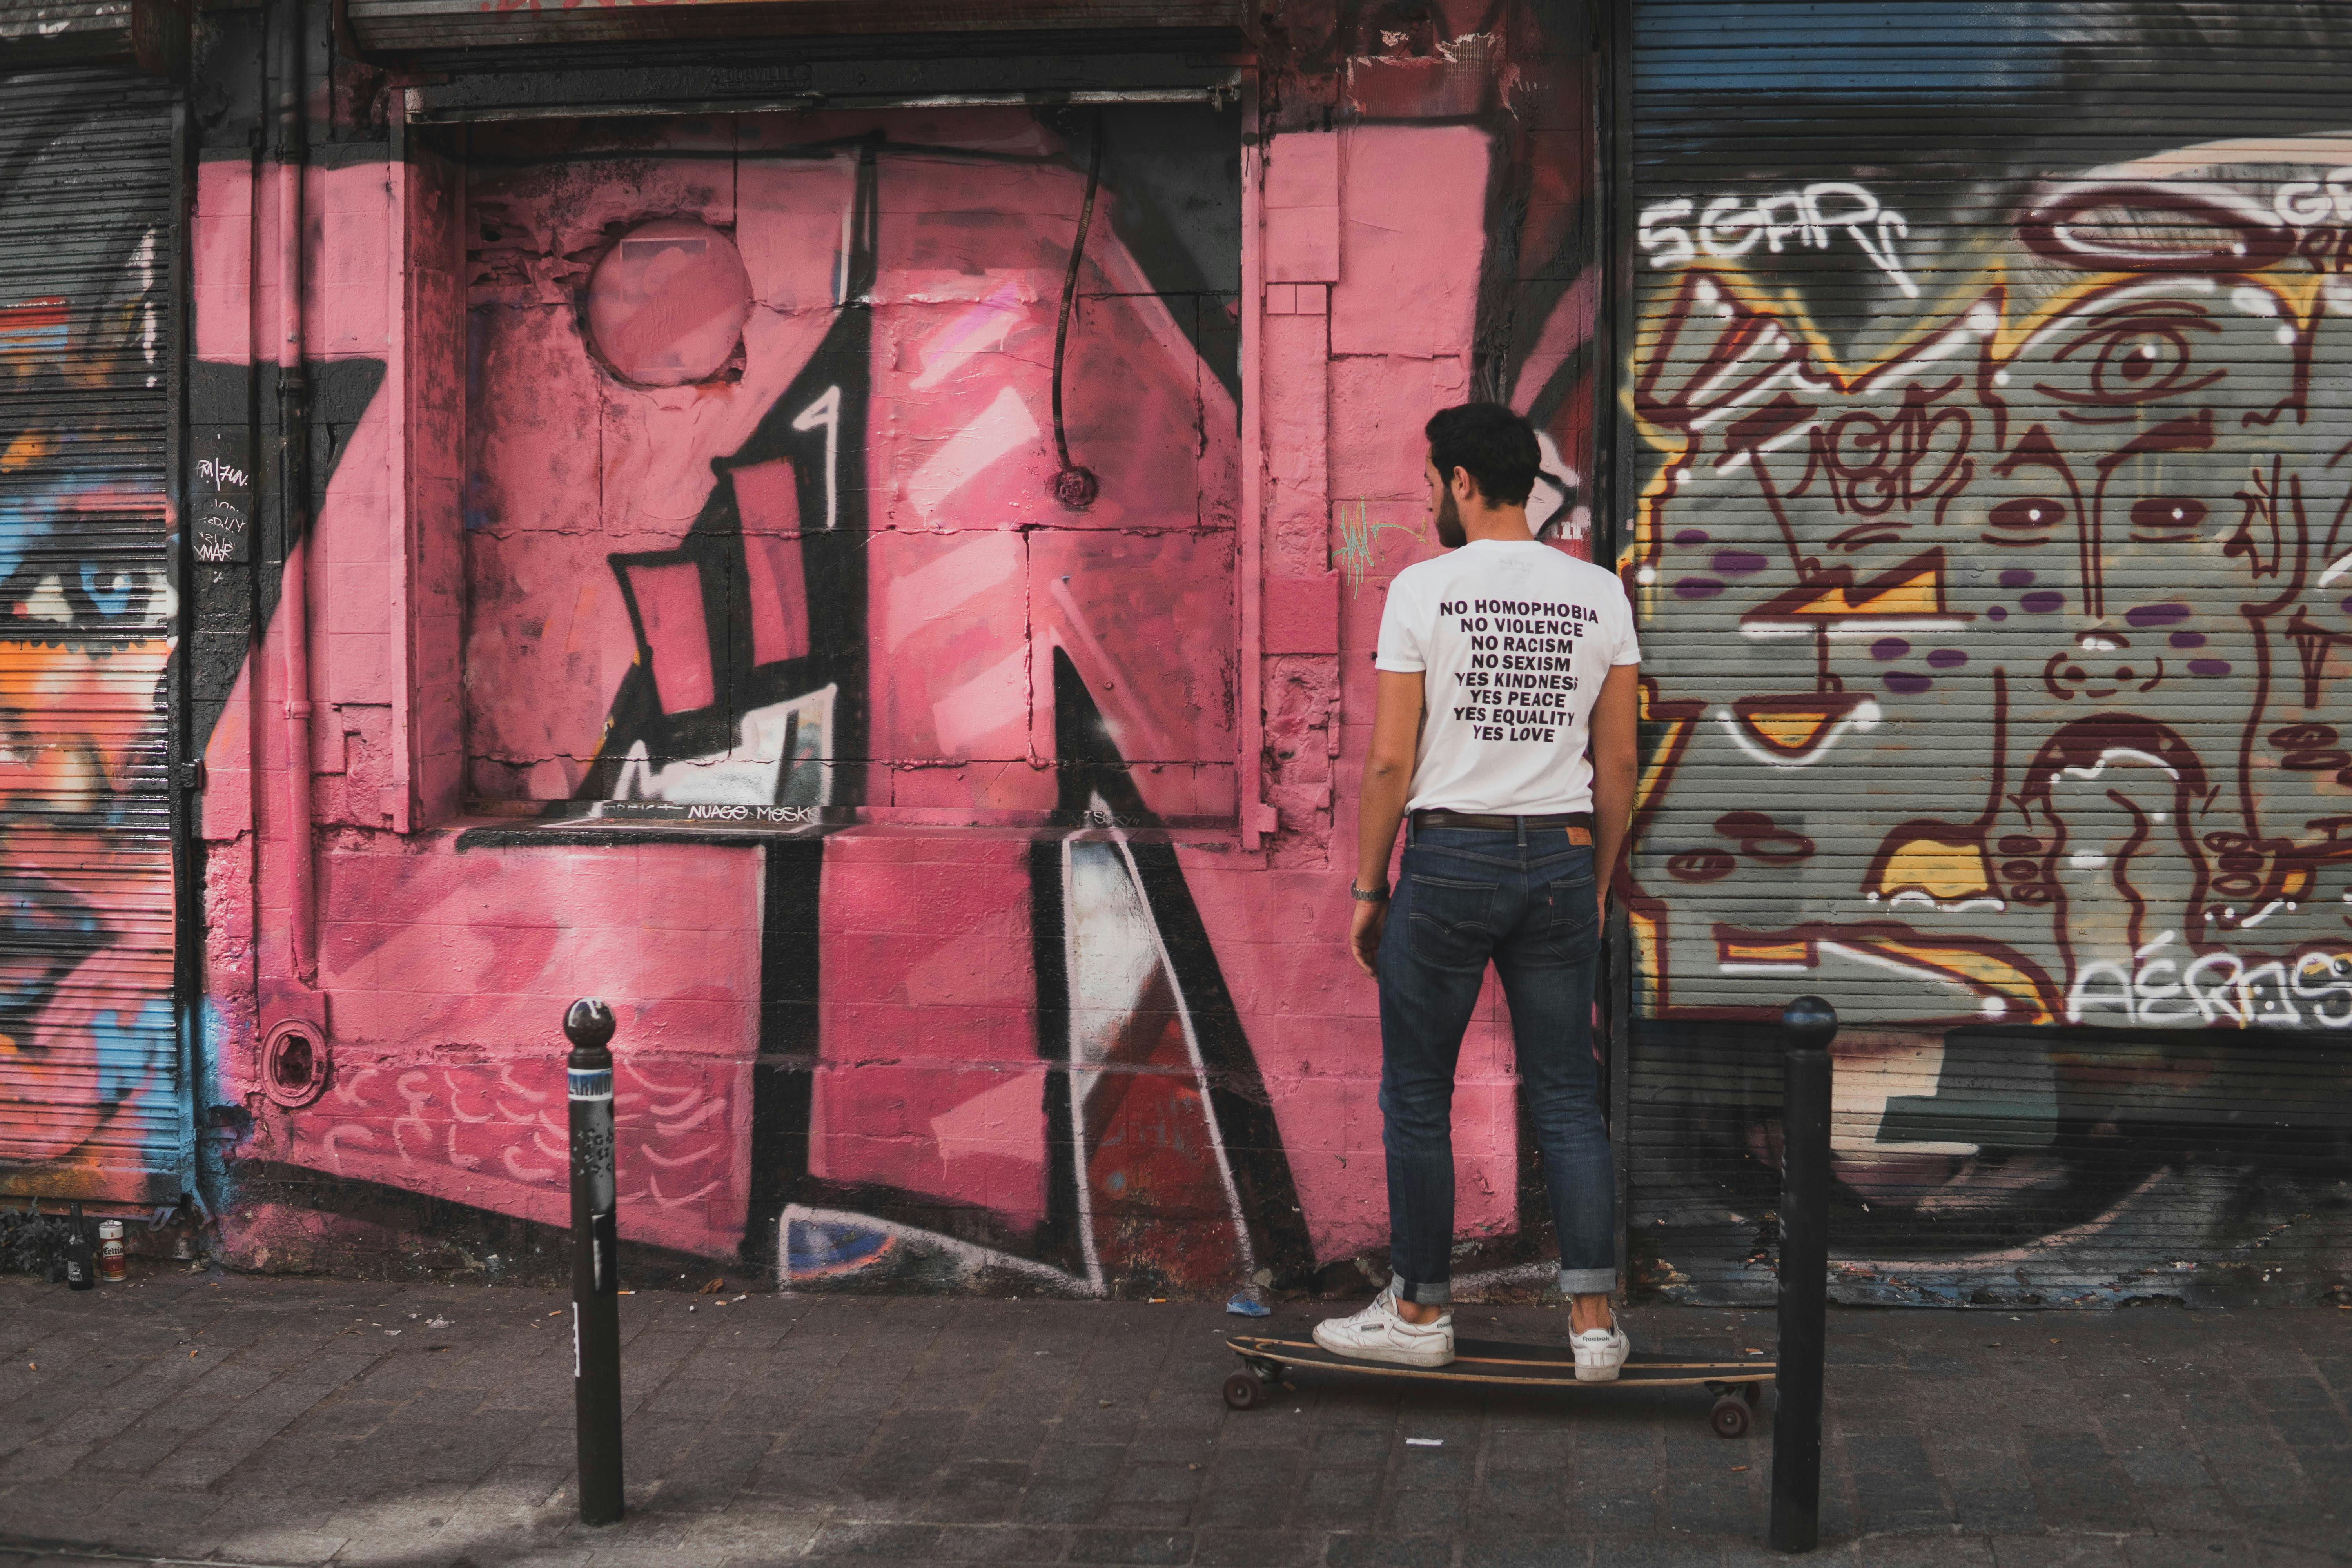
[2,1270,2346,1567]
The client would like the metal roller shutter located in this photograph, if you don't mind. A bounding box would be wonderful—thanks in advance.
[0,67,183,1205]
[1620,3,2352,1306]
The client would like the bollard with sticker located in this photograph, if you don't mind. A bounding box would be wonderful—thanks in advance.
[566,997,624,1526]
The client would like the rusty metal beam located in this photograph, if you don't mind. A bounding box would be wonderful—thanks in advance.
[399,51,1243,123]
[349,0,1248,53]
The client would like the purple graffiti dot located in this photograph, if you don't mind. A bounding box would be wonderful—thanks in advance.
[1927,648,1968,669]
[2020,591,2064,613]
[1884,672,1934,695]
[1673,577,1725,600]
[2125,603,2190,629]
[2169,630,2206,650]
[1871,637,1911,661]
[2188,659,2232,677]
[1673,529,1710,546]
[1986,605,2007,622]
[2000,569,2036,589]
[1712,549,1768,576]
[2341,594,2352,617]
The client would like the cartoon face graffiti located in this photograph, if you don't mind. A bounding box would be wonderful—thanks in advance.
[2,249,177,1189]
[1632,166,2352,1041]
[0,502,175,1176]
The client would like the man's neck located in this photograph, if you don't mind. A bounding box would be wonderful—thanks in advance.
[1458,505,1532,545]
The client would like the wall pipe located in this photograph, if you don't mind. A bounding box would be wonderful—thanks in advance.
[1236,70,1270,849]
[272,0,316,985]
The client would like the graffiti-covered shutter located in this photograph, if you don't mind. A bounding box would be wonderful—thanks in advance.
[0,67,183,1205]
[1620,3,2352,1305]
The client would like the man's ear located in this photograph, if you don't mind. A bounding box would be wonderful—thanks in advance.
[1450,466,1477,504]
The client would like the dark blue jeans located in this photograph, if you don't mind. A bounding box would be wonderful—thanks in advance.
[1376,821,1615,1305]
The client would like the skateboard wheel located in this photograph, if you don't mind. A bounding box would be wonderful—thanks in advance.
[1740,1381,1761,1409]
[1222,1371,1266,1411]
[1709,1393,1750,1439]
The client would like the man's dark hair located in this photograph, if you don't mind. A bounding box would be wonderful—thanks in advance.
[1425,402,1540,507]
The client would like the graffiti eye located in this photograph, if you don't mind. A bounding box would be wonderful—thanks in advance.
[2038,308,2222,409]
[2089,330,2191,400]
[1989,497,2065,532]
[1666,850,1737,882]
[2130,496,2207,537]
[67,563,149,621]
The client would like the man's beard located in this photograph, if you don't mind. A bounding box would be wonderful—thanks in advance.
[1434,485,1467,548]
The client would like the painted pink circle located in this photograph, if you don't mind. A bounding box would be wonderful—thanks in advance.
[586,218,753,387]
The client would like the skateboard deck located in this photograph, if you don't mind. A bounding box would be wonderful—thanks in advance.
[1223,1334,1775,1434]
[1227,1333,1773,1388]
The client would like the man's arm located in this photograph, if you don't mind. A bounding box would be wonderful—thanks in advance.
[1349,669,1425,976]
[1587,664,1640,924]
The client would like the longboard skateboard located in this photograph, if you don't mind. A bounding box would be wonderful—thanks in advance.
[1223,1333,1775,1437]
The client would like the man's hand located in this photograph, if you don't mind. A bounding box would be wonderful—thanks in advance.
[1349,895,1388,976]
[1587,664,1638,951]
[1353,669,1423,980]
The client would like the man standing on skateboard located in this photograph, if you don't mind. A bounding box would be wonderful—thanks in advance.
[1315,402,1641,1380]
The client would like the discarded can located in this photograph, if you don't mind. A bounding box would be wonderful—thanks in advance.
[96,1218,127,1282]
[65,1203,95,1292]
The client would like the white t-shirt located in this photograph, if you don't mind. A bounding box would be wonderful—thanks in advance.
[1374,539,1640,815]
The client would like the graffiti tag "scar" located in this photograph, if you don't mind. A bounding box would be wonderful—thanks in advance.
[1639,183,1918,298]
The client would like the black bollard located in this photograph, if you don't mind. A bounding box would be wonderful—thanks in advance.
[566,997,624,1526]
[1770,995,1836,1554]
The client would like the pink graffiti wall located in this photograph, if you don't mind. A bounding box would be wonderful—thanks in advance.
[192,18,1611,1294]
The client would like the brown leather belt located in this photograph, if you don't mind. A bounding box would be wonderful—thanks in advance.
[1413,809,1593,840]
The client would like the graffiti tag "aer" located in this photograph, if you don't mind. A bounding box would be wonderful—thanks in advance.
[2066,940,2352,1029]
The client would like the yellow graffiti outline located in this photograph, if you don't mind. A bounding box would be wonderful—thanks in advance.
[1618,248,2339,1025]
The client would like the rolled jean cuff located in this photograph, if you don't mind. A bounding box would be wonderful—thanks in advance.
[1391,1272,1451,1307]
[1557,1266,1615,1296]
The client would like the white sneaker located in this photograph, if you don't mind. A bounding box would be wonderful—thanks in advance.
[1573,1324,1630,1382]
[1312,1284,1455,1367]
